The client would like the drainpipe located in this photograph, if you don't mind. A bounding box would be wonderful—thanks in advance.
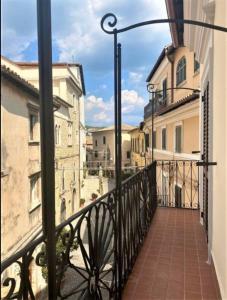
[166,46,174,103]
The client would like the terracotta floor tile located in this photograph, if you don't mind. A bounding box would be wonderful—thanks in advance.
[123,208,221,300]
[185,291,202,300]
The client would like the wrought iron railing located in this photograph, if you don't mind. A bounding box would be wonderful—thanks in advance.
[156,160,199,209]
[1,162,157,299]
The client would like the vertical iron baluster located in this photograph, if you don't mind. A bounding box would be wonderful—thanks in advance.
[113,31,119,299]
[168,161,171,206]
[37,0,56,298]
[161,161,164,206]
[197,161,200,209]
[176,161,178,207]
[117,42,123,296]
[183,161,185,208]
[190,161,193,208]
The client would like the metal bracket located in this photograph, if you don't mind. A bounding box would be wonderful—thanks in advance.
[196,161,217,166]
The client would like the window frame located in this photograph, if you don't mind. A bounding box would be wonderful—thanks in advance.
[29,172,41,212]
[176,56,186,86]
[162,78,167,100]
[152,130,157,149]
[161,127,167,150]
[194,54,200,73]
[175,124,182,153]
[67,121,73,146]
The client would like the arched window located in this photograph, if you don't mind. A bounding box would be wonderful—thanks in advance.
[176,57,186,86]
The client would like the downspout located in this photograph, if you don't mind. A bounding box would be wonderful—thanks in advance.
[166,46,174,103]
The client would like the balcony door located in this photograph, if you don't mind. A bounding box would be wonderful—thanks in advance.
[175,185,182,208]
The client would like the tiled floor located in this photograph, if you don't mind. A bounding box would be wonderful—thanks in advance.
[123,208,221,300]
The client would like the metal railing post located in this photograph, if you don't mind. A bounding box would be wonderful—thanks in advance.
[37,0,56,298]
[117,42,123,297]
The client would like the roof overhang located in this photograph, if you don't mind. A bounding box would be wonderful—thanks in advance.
[165,0,184,47]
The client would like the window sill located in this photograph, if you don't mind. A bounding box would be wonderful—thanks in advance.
[1,169,9,177]
[193,70,200,77]
[29,202,41,214]
[176,80,187,88]
[28,140,40,146]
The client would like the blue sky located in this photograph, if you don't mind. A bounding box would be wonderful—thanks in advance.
[1,0,171,127]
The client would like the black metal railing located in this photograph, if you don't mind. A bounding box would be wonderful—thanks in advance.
[144,94,170,119]
[156,160,199,209]
[1,162,157,299]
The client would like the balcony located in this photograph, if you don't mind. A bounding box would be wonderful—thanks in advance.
[144,95,169,119]
[1,161,220,299]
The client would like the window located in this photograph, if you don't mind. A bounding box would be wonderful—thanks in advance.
[29,113,38,141]
[175,125,182,153]
[30,173,41,210]
[194,54,200,73]
[103,136,106,145]
[145,133,150,150]
[55,125,61,145]
[95,151,98,158]
[176,57,186,86]
[95,140,98,147]
[162,78,167,100]
[68,122,73,146]
[162,128,167,150]
[152,131,156,149]
[126,151,130,159]
[141,138,145,153]
[60,198,66,222]
[55,125,58,145]
[62,167,65,190]
[73,94,78,109]
[175,185,182,208]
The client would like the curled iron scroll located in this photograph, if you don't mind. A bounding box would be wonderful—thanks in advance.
[100,13,118,34]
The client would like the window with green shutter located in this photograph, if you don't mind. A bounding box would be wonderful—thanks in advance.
[175,126,182,153]
[153,131,156,149]
[162,128,166,150]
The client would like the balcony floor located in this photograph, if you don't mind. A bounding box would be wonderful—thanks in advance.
[123,208,221,300]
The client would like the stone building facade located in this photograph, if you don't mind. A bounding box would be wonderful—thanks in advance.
[1,65,43,261]
[88,124,135,172]
[1,57,86,225]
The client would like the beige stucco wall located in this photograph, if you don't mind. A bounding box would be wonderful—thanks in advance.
[173,47,200,102]
[183,0,227,297]
[145,46,200,162]
[212,2,227,297]
[1,79,42,260]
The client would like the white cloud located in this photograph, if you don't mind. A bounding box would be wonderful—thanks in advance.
[129,72,143,84]
[86,89,145,126]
